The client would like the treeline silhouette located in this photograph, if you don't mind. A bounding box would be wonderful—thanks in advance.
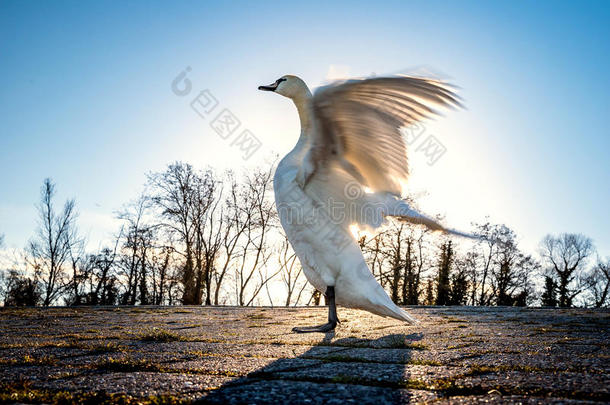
[0,161,608,308]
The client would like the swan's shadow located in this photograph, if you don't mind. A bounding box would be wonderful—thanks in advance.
[200,332,425,404]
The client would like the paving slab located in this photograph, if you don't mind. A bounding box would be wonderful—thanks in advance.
[0,306,608,404]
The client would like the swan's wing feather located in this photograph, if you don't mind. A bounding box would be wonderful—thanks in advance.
[310,76,461,195]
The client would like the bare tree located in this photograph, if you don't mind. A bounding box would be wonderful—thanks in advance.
[423,277,435,305]
[28,179,79,306]
[403,227,431,305]
[277,236,308,306]
[473,222,513,305]
[435,239,454,305]
[493,249,538,306]
[4,270,41,306]
[450,259,469,305]
[514,254,539,306]
[65,237,89,305]
[0,271,6,306]
[540,233,594,307]
[148,163,221,305]
[233,166,280,306]
[1,249,40,306]
[360,232,386,281]
[116,195,156,305]
[459,248,481,305]
[385,222,406,303]
[148,246,173,305]
[212,173,249,305]
[488,227,533,306]
[192,171,224,305]
[148,163,200,304]
[541,276,558,307]
[92,243,121,305]
[584,257,610,308]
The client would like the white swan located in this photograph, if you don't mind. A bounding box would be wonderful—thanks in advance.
[259,74,461,332]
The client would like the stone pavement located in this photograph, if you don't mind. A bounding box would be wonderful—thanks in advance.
[0,306,608,404]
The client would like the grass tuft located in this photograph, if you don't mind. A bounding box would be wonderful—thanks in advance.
[138,328,188,342]
[383,335,428,350]
[93,357,165,372]
[0,380,189,405]
[0,354,57,366]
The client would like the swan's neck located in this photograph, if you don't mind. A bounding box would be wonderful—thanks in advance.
[292,89,313,135]
[280,87,313,165]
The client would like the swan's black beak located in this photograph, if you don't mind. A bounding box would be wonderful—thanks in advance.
[258,82,277,92]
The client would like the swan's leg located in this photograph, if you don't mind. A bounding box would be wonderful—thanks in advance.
[292,286,339,333]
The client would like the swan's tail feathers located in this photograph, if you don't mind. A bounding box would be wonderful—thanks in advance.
[367,280,420,324]
[384,196,479,240]
[386,304,420,324]
[341,259,420,324]
[443,227,480,240]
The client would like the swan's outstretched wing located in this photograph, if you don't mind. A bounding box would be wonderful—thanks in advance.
[297,75,465,234]
[303,76,461,196]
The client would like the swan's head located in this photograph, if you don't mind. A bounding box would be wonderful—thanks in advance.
[258,75,310,99]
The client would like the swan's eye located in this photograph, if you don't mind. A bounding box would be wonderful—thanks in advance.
[276,78,287,84]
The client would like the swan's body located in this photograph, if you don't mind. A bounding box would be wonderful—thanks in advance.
[259,74,461,331]
[274,152,414,321]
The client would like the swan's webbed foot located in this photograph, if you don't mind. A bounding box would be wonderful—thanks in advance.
[292,321,337,333]
[292,286,339,334]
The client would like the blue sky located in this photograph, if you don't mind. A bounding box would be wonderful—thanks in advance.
[0,0,609,257]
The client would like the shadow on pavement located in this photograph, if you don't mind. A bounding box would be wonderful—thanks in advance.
[200,332,425,404]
